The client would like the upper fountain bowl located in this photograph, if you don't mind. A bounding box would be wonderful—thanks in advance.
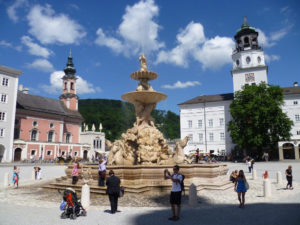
[131,71,157,81]
[122,91,166,104]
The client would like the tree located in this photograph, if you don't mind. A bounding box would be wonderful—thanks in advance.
[228,83,293,159]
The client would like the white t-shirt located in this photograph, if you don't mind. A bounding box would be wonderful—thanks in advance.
[99,160,106,171]
[247,161,251,167]
[171,173,183,192]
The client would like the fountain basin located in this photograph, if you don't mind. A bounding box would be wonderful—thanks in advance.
[122,91,166,104]
[131,71,157,81]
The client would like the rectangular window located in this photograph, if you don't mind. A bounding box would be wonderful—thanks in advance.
[66,134,71,143]
[297,131,300,135]
[220,132,225,140]
[188,120,192,128]
[2,78,8,86]
[198,120,202,128]
[1,94,7,103]
[198,133,203,143]
[209,119,213,127]
[219,118,224,126]
[74,152,78,156]
[31,150,36,155]
[47,150,52,156]
[296,114,300,122]
[188,134,193,142]
[209,133,214,141]
[294,101,298,105]
[0,128,4,137]
[0,112,6,121]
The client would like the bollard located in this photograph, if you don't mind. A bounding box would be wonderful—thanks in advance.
[252,169,257,180]
[277,171,282,185]
[81,184,90,208]
[188,183,197,206]
[3,172,9,187]
[263,179,272,197]
[32,170,36,180]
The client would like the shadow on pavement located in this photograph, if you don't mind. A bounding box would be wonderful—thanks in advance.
[132,203,300,225]
[149,194,211,206]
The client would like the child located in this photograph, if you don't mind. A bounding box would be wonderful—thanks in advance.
[12,166,19,188]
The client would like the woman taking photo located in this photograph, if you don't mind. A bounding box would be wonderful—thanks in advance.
[234,170,248,208]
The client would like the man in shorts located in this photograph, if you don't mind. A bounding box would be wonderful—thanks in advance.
[164,165,183,221]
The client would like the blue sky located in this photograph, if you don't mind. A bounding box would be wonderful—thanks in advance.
[1,0,299,114]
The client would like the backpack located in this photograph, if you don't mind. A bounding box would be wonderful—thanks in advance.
[179,173,185,195]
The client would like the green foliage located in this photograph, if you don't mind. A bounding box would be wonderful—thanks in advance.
[228,83,293,158]
[79,99,180,141]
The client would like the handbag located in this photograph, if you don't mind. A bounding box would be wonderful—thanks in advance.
[101,171,106,178]
[244,180,249,190]
[119,186,124,197]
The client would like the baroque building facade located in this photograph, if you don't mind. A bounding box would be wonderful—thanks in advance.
[12,52,105,162]
[179,19,300,160]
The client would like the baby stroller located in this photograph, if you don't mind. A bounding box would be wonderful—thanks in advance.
[60,188,87,219]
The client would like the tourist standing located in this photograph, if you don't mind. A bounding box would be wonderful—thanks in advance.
[251,159,255,171]
[72,163,79,184]
[164,165,183,221]
[98,159,106,186]
[12,166,19,188]
[234,170,247,208]
[106,170,120,214]
[286,165,293,190]
[247,160,252,173]
[195,149,200,163]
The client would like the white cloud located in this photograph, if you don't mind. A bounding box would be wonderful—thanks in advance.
[27,59,55,72]
[265,54,280,62]
[27,4,86,45]
[95,28,124,54]
[41,71,101,95]
[193,36,234,70]
[257,27,290,48]
[7,0,27,23]
[95,0,164,56]
[0,40,22,51]
[21,36,53,58]
[161,81,201,89]
[156,22,234,70]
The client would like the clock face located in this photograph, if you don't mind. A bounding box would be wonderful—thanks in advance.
[257,56,261,63]
[245,73,255,83]
[246,56,251,64]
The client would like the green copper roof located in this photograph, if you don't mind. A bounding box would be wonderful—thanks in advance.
[64,49,76,77]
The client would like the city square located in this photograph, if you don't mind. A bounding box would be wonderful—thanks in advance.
[1,0,300,224]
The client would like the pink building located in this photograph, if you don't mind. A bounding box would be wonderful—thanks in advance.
[13,52,89,161]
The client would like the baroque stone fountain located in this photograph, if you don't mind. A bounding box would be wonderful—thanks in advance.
[106,54,186,166]
[45,55,231,195]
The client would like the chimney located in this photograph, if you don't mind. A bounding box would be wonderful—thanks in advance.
[294,82,298,87]
[18,84,23,91]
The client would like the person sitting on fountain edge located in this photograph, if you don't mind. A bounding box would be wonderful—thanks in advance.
[164,165,183,221]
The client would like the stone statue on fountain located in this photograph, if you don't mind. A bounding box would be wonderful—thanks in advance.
[106,54,189,165]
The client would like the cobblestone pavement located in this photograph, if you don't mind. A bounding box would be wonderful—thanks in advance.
[0,162,300,225]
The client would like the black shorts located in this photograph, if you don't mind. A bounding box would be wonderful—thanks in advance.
[170,191,182,205]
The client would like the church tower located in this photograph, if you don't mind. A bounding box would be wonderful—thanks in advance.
[231,17,268,93]
[60,50,79,110]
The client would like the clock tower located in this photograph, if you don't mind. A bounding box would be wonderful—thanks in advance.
[231,17,268,93]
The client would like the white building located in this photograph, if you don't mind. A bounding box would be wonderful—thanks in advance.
[0,65,22,162]
[80,123,106,160]
[179,19,300,159]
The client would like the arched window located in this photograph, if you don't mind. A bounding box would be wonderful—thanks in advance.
[31,130,38,141]
[64,82,67,90]
[244,37,249,46]
[48,131,54,142]
[71,82,74,90]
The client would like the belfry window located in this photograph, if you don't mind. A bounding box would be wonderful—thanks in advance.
[71,82,74,90]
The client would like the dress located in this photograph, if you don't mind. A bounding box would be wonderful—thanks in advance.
[236,179,247,193]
